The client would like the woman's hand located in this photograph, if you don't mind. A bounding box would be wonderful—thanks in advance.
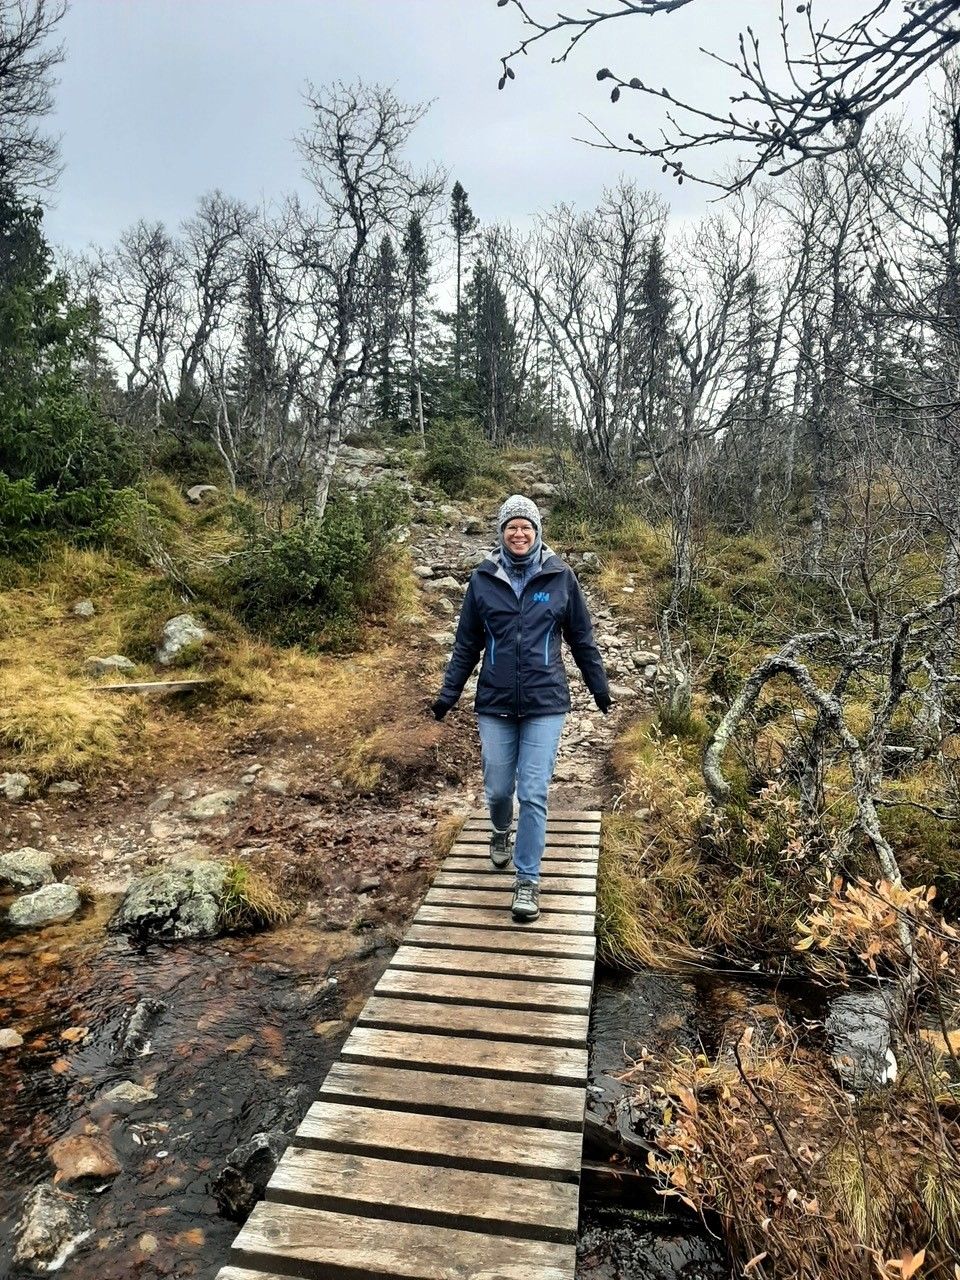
[430,696,454,721]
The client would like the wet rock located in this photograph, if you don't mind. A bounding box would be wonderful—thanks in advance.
[72,599,95,618]
[156,613,207,665]
[2,770,31,801]
[0,846,56,890]
[213,1129,289,1221]
[259,1083,313,1133]
[111,860,227,940]
[14,1183,91,1273]
[100,1080,157,1105]
[186,789,242,820]
[826,987,898,1090]
[185,483,219,503]
[50,1133,122,1185]
[9,883,81,928]
[0,1028,24,1049]
[115,998,167,1060]
[83,654,136,678]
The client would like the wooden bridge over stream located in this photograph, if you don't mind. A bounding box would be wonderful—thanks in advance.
[215,808,600,1280]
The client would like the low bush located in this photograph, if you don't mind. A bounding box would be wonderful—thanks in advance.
[420,418,508,497]
[223,482,408,649]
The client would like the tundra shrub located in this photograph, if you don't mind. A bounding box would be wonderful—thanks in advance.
[225,483,407,649]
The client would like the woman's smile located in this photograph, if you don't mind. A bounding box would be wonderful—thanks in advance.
[504,520,535,553]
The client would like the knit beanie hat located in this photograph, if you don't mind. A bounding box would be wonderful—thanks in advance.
[497,494,542,535]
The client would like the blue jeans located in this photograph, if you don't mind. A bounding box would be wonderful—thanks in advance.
[477,714,566,883]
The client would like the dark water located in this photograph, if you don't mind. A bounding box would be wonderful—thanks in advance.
[0,897,389,1279]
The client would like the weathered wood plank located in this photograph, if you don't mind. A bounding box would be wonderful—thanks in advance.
[455,830,598,848]
[388,943,595,985]
[425,886,597,915]
[441,856,597,878]
[449,842,598,863]
[463,819,601,835]
[230,1202,577,1280]
[375,968,593,1014]
[358,995,589,1045]
[468,808,601,822]
[414,904,596,935]
[267,1147,581,1241]
[404,923,596,959]
[299,1098,584,1170]
[317,1063,587,1129]
[91,678,211,695]
[340,1026,588,1085]
[435,871,595,895]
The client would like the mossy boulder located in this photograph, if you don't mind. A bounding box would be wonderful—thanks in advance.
[111,860,227,941]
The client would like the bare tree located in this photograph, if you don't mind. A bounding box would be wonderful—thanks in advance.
[498,0,960,191]
[0,0,64,192]
[294,82,442,519]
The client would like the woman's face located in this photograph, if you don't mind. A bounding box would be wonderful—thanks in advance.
[503,518,536,555]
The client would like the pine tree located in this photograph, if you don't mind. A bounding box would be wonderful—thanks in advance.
[449,181,477,382]
[402,213,430,443]
[468,261,518,445]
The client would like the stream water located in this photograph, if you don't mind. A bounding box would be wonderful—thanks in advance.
[2,897,840,1279]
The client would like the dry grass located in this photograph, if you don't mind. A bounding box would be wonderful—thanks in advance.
[218,862,296,932]
[648,1032,960,1280]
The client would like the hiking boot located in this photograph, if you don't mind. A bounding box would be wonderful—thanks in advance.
[489,827,513,870]
[511,880,540,922]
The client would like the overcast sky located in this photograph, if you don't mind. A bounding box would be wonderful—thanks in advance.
[46,0,928,253]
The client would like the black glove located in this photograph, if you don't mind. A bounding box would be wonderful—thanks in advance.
[431,696,454,721]
[595,693,612,715]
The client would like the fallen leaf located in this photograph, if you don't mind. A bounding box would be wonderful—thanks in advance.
[60,1027,88,1043]
[50,1058,70,1074]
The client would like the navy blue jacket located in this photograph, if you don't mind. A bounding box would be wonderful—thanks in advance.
[437,550,610,718]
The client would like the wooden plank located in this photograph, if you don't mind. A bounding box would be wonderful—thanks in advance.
[463,819,601,835]
[230,1202,577,1280]
[449,843,598,863]
[267,1147,580,1242]
[299,1099,584,1171]
[92,678,211,695]
[375,968,592,1014]
[456,831,598,848]
[414,904,596,935]
[441,856,597,878]
[317,1063,587,1129]
[388,943,595,985]
[404,923,596,960]
[468,808,600,821]
[435,871,594,895]
[358,996,589,1046]
[340,1026,588,1085]
[425,886,597,914]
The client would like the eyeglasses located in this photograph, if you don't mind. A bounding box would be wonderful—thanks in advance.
[504,521,536,533]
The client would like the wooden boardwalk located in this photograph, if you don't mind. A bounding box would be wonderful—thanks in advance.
[215,809,600,1280]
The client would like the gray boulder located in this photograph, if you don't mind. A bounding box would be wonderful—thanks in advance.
[826,988,898,1091]
[9,884,81,929]
[0,847,56,890]
[115,998,167,1060]
[1,771,31,801]
[48,780,81,795]
[156,613,207,665]
[14,1183,91,1273]
[72,599,95,618]
[185,484,219,504]
[84,654,136,678]
[111,860,227,940]
[530,481,557,498]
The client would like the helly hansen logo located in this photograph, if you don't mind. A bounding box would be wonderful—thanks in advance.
[532,591,550,603]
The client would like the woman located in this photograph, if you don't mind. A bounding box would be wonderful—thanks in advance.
[431,494,611,921]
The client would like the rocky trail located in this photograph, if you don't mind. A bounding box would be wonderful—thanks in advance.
[0,452,671,1279]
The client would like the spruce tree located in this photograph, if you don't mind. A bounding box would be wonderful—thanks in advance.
[402,213,430,443]
[449,181,477,381]
[0,183,135,551]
